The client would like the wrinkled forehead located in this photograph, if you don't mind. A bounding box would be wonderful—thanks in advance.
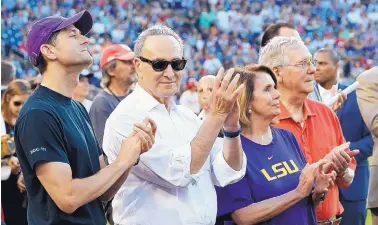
[141,35,182,60]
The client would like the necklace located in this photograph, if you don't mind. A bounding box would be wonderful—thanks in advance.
[107,87,122,103]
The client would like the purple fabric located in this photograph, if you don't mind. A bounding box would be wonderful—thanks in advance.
[26,10,93,65]
[216,127,317,225]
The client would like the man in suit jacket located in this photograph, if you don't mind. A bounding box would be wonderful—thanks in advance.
[314,49,374,225]
[357,67,378,225]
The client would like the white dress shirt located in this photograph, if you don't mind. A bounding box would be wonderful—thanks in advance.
[318,83,338,103]
[103,84,247,225]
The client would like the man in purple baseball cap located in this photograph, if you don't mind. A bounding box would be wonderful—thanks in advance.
[14,10,156,225]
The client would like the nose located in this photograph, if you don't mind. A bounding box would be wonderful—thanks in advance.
[164,64,175,79]
[274,89,281,100]
[308,63,316,74]
[80,34,90,45]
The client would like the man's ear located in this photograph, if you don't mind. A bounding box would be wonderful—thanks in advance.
[134,58,143,80]
[40,44,57,61]
[273,66,283,83]
[107,63,116,77]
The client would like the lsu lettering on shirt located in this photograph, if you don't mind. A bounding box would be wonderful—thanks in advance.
[216,127,316,225]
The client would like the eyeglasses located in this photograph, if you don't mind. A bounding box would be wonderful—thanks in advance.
[139,56,187,72]
[283,59,317,70]
[12,101,24,107]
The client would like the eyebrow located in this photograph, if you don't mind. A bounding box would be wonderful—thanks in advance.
[69,27,81,35]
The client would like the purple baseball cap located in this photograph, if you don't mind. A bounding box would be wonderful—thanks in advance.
[26,10,93,66]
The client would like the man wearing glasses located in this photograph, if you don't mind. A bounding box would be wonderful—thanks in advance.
[259,36,358,225]
[102,24,247,225]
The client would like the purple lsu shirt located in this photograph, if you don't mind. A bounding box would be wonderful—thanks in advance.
[216,127,317,225]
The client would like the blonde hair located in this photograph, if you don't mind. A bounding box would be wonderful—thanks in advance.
[1,79,32,123]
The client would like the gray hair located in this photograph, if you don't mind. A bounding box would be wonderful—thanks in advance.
[258,36,306,69]
[133,24,184,57]
[100,60,117,88]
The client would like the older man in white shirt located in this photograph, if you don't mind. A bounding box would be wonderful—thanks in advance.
[103,24,247,225]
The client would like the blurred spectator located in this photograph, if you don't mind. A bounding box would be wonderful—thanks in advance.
[72,73,93,112]
[1,60,16,95]
[1,79,32,225]
[90,44,136,148]
[197,75,215,120]
[179,78,201,114]
[3,0,376,86]
[203,53,222,75]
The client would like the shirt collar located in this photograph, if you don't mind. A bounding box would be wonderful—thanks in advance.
[317,82,339,97]
[133,83,177,113]
[278,99,316,121]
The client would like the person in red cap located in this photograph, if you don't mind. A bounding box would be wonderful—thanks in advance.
[90,44,137,148]
[89,43,137,224]
[14,11,156,225]
[179,78,201,114]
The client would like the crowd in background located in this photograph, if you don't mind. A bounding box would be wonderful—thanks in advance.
[2,0,378,96]
[1,1,378,225]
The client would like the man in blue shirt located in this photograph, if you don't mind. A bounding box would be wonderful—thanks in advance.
[15,10,156,225]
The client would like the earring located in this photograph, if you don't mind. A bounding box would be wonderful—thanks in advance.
[248,108,252,113]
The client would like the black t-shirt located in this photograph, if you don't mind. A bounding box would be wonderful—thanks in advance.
[14,85,106,225]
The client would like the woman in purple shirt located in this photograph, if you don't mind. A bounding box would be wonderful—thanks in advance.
[216,65,337,225]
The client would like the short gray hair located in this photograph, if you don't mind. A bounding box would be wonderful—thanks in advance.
[258,36,305,69]
[133,24,184,57]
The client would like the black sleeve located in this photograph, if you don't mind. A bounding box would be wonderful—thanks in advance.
[89,96,113,147]
[15,109,69,170]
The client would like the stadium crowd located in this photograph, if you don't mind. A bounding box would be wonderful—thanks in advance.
[1,1,378,225]
[2,0,378,89]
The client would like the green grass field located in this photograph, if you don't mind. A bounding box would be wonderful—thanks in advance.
[367,209,372,225]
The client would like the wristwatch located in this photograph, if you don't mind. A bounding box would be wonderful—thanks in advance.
[318,192,327,201]
[312,191,327,202]
[134,156,140,166]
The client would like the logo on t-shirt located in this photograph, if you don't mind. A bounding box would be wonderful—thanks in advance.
[260,160,300,181]
[30,147,47,154]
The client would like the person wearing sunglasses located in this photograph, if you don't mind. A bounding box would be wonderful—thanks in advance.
[102,24,246,225]
[259,36,359,225]
[1,79,32,225]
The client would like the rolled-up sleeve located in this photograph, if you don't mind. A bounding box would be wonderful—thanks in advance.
[211,138,247,187]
